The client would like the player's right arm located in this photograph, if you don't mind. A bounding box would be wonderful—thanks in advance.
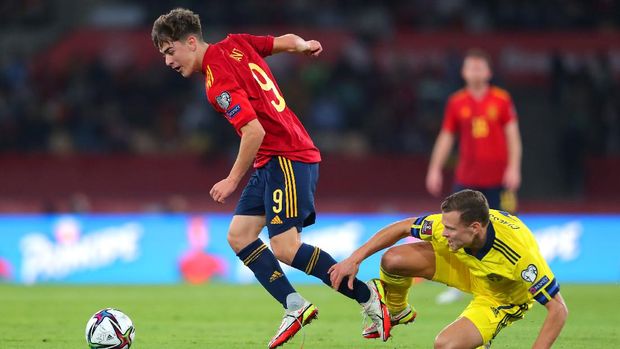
[531,292,568,349]
[272,34,322,57]
[210,119,265,203]
[426,130,455,196]
[206,63,264,203]
[427,98,458,197]
[328,218,416,290]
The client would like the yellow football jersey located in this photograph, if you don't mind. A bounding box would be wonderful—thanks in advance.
[411,209,559,306]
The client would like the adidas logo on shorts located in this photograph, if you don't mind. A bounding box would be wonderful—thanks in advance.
[270,215,283,225]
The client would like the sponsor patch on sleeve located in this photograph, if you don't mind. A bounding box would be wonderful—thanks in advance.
[225,104,241,119]
[529,275,550,294]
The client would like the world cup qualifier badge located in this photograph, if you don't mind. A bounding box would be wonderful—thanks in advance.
[216,91,232,110]
[421,220,433,235]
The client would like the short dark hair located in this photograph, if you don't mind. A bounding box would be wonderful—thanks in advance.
[152,8,203,50]
[440,189,490,227]
[464,48,492,68]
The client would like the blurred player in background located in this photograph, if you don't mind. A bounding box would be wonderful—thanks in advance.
[427,49,522,216]
[329,189,567,349]
[426,49,523,304]
[152,8,389,348]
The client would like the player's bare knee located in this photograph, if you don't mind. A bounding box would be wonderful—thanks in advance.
[433,334,453,349]
[434,333,469,349]
[269,227,301,265]
[381,248,406,274]
[227,229,252,253]
[270,242,295,265]
[226,231,241,252]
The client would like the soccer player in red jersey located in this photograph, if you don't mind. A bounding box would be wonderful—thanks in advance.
[152,8,390,347]
[427,49,522,213]
[426,49,523,304]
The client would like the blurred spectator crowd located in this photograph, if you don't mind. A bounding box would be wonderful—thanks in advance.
[0,0,618,159]
[3,0,619,31]
[0,0,619,213]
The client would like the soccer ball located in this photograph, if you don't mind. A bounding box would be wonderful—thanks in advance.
[85,308,135,349]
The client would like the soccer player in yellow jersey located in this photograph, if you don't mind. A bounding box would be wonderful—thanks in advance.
[329,189,568,349]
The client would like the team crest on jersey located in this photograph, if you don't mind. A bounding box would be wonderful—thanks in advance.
[229,48,244,62]
[421,220,433,235]
[216,91,232,110]
[521,264,538,283]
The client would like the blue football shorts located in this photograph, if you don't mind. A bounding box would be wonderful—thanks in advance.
[235,156,318,238]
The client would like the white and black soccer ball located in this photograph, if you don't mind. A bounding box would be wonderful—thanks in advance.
[85,308,135,349]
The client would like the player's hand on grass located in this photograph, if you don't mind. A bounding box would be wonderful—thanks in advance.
[328,257,360,291]
[210,177,238,203]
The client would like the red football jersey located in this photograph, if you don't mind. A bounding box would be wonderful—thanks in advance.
[441,86,518,187]
[202,34,321,168]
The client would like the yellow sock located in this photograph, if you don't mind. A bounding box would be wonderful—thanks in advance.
[380,266,413,314]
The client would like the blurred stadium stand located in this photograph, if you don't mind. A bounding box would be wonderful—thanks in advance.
[1,0,619,213]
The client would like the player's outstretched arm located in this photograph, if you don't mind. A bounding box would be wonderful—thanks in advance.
[328,218,415,290]
[531,292,568,349]
[272,34,322,57]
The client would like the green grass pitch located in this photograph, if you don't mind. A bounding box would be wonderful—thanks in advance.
[0,282,618,348]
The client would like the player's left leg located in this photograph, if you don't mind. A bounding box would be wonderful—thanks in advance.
[271,228,371,303]
[267,158,388,341]
[268,158,371,305]
[274,227,393,339]
[434,317,485,349]
[270,227,391,341]
[436,296,529,349]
